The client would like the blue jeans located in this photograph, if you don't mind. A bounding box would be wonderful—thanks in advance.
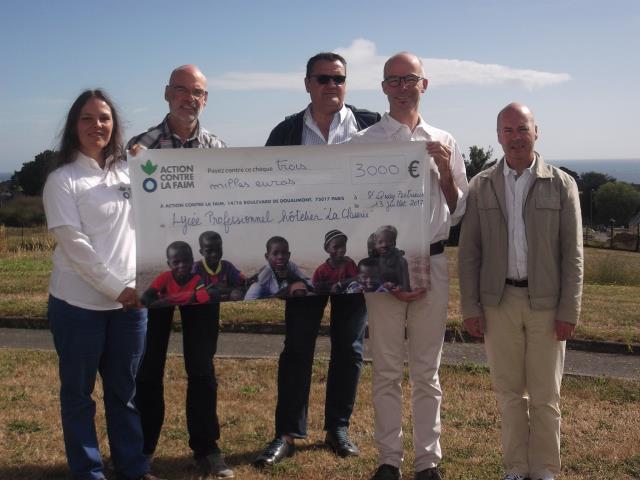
[134,303,221,458]
[276,293,367,438]
[48,295,149,480]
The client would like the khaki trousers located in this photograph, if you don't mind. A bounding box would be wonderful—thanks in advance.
[484,285,565,479]
[365,254,449,471]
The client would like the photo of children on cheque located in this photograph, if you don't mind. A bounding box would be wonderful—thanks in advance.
[138,225,421,306]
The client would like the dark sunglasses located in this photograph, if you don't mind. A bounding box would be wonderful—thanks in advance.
[309,74,346,85]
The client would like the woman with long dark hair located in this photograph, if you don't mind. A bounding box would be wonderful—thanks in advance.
[43,89,159,480]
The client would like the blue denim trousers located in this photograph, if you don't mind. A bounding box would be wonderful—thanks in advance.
[48,295,149,480]
[276,293,367,438]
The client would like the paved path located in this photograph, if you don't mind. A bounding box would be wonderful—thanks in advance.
[1,328,638,381]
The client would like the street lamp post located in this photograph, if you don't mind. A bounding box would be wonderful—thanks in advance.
[609,218,615,249]
[590,189,594,237]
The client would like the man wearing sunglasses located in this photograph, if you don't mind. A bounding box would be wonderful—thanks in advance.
[350,52,468,480]
[254,52,380,468]
[128,65,234,479]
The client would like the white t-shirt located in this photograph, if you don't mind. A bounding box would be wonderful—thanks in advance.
[43,152,136,310]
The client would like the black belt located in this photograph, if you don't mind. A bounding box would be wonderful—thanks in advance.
[505,278,528,287]
[430,241,445,256]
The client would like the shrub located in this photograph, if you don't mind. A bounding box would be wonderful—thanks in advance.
[0,196,45,227]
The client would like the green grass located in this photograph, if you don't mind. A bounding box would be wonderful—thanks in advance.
[1,247,639,344]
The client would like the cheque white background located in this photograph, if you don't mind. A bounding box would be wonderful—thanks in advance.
[130,143,431,292]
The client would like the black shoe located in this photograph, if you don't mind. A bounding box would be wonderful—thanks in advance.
[372,464,401,480]
[253,437,295,467]
[325,428,360,457]
[415,466,442,480]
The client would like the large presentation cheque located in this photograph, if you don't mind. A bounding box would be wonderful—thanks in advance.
[129,142,431,306]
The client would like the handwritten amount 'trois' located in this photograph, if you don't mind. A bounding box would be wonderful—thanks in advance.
[209,160,307,190]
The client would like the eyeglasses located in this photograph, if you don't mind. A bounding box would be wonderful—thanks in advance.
[383,74,424,87]
[169,85,207,99]
[309,75,347,85]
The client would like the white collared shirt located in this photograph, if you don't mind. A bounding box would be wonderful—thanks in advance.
[503,157,536,280]
[43,152,136,310]
[349,112,468,243]
[301,104,358,145]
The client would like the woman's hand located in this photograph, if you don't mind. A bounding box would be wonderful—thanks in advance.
[127,143,147,157]
[117,287,143,310]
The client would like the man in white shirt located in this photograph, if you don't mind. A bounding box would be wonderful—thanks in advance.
[459,103,583,480]
[254,52,380,468]
[350,52,468,480]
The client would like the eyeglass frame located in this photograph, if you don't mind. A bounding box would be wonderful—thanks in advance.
[382,74,425,88]
[167,85,208,100]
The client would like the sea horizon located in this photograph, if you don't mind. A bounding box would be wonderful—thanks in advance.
[546,158,639,184]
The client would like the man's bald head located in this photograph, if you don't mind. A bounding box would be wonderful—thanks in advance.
[169,64,207,87]
[497,102,538,169]
[165,64,208,127]
[381,52,428,122]
[497,102,535,129]
[383,52,425,78]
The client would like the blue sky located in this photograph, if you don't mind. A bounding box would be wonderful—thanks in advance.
[1,0,638,174]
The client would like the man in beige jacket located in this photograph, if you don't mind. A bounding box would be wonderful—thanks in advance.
[458,102,583,480]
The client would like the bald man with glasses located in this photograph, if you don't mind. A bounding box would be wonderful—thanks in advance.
[128,65,233,479]
[350,52,468,480]
[254,52,380,468]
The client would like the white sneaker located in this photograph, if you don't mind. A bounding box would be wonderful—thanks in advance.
[502,475,527,480]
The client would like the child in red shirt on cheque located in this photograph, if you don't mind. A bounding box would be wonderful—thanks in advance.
[312,230,358,295]
[142,241,210,307]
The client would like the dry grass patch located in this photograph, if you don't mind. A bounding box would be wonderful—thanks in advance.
[0,225,54,253]
[584,248,640,286]
[0,351,638,479]
[577,284,640,343]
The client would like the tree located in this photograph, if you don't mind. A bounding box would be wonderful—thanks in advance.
[594,181,640,226]
[581,171,616,225]
[559,166,580,186]
[11,150,57,196]
[463,146,496,180]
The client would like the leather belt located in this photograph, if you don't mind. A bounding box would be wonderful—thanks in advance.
[505,278,528,287]
[430,241,445,256]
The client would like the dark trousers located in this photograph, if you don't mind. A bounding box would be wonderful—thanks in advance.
[275,293,367,438]
[135,303,220,458]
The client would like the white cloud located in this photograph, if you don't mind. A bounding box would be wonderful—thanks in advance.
[423,58,571,90]
[208,38,570,91]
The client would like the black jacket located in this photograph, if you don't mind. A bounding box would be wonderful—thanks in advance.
[265,104,381,146]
